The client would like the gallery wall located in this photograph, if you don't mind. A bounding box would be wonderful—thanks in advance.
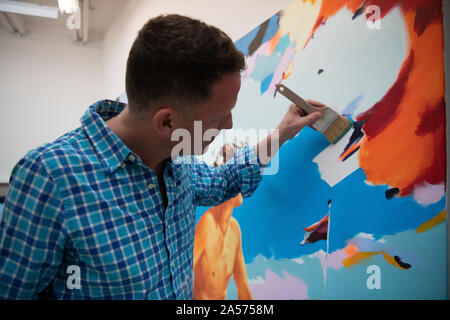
[101,0,294,100]
[0,34,103,183]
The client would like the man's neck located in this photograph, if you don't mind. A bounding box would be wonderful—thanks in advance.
[105,105,169,175]
[210,204,234,234]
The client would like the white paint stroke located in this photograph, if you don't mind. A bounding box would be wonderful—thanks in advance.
[313,128,360,187]
[413,182,445,206]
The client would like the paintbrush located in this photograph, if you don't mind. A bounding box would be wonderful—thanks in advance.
[275,84,352,144]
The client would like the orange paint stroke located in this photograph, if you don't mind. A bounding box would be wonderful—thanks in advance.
[305,0,446,198]
[344,244,359,256]
[304,215,328,232]
[268,31,281,55]
[343,249,410,270]
[339,140,362,161]
[343,251,379,267]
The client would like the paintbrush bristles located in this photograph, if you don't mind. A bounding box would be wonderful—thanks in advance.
[322,115,352,144]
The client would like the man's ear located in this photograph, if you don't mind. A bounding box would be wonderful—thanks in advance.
[152,108,176,137]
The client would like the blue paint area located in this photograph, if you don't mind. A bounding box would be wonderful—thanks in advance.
[0,203,3,222]
[326,224,447,299]
[194,99,446,300]
[227,223,447,300]
[235,27,260,56]
[260,73,274,94]
[251,54,280,82]
[250,35,293,83]
[217,5,446,300]
[247,35,295,95]
[235,14,280,56]
[261,14,280,44]
[209,127,447,263]
[273,34,291,55]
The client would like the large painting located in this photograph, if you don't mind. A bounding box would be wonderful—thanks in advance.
[194,0,447,299]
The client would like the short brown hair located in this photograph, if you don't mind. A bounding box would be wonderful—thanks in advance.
[125,14,245,114]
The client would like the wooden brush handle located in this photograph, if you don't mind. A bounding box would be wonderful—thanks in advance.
[275,84,325,114]
[275,83,339,133]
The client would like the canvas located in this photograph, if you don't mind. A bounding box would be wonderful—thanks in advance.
[194,0,447,300]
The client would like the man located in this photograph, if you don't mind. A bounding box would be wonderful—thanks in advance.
[193,144,252,300]
[0,14,322,299]
[193,193,251,300]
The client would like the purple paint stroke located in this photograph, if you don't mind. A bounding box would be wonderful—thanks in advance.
[413,182,445,206]
[315,249,347,270]
[267,46,296,96]
[315,249,347,284]
[249,269,308,300]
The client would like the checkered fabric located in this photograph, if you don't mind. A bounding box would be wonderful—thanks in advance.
[0,100,263,300]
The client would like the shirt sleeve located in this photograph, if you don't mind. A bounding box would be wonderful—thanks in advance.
[0,153,66,300]
[189,145,263,207]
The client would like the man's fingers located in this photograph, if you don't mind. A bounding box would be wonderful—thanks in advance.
[290,103,307,116]
[304,112,322,125]
[306,99,327,109]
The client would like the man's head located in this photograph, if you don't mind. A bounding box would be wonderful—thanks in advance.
[125,14,245,155]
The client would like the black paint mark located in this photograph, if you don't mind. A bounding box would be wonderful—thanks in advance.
[318,69,324,75]
[308,221,328,243]
[248,19,270,56]
[328,199,332,206]
[340,121,365,162]
[352,0,367,20]
[394,256,411,269]
[385,188,400,200]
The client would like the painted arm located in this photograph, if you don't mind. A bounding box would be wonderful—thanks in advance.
[232,221,253,300]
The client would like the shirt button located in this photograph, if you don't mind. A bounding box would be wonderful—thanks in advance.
[120,162,126,168]
[147,183,156,190]
[129,154,136,162]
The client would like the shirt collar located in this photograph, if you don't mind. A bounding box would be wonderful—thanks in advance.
[81,100,134,175]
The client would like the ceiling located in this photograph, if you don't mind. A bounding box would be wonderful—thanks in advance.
[0,0,124,44]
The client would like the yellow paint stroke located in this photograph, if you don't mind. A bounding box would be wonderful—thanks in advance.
[380,250,408,270]
[416,210,447,233]
[279,0,322,54]
[342,251,379,267]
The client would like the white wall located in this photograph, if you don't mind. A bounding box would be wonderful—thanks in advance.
[102,0,293,100]
[0,35,103,182]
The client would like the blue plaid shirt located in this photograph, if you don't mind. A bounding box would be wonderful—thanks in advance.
[0,100,263,300]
